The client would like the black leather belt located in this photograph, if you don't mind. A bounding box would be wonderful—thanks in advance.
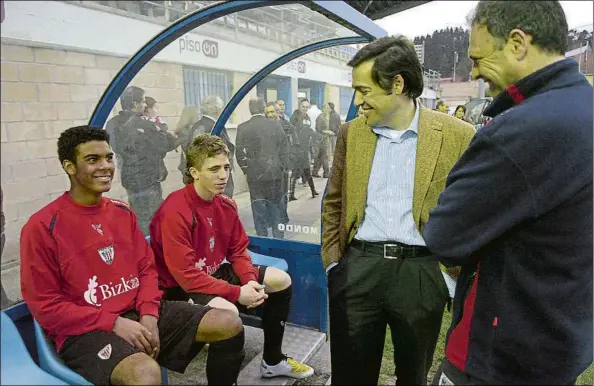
[350,239,431,259]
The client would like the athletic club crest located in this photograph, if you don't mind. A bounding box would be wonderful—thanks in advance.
[209,236,215,252]
[98,245,115,265]
[97,343,112,360]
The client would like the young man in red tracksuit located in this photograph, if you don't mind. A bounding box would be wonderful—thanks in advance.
[150,134,314,379]
[20,126,245,386]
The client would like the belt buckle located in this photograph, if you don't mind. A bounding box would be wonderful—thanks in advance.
[383,244,401,259]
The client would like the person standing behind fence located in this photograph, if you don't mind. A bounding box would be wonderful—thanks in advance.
[288,115,320,201]
[328,102,342,154]
[265,102,293,225]
[236,98,288,239]
[143,96,173,185]
[105,86,177,236]
[177,96,236,197]
[176,105,200,177]
[312,104,334,178]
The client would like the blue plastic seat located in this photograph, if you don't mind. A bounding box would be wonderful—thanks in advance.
[145,235,288,271]
[1,312,68,385]
[33,319,168,385]
[248,250,288,271]
[33,319,93,385]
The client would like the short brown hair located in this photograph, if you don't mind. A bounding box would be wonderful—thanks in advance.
[184,134,229,184]
[347,35,424,99]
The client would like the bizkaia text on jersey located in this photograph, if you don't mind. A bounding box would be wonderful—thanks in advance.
[83,275,140,307]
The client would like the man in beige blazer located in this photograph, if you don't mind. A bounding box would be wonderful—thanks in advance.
[321,36,475,385]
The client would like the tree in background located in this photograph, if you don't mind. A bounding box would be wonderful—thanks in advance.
[415,27,592,81]
[414,27,473,81]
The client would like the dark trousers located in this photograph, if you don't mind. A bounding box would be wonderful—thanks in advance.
[280,172,289,223]
[289,168,316,197]
[248,179,285,239]
[312,145,330,177]
[329,244,449,385]
[126,184,163,236]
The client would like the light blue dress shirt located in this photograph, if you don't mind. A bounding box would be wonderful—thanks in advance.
[355,105,426,246]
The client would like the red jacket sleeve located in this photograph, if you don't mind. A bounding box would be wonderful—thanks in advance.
[162,211,241,302]
[227,215,258,285]
[131,213,161,318]
[20,219,118,336]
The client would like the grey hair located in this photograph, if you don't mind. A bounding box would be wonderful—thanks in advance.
[266,101,279,111]
[200,96,224,118]
[467,1,568,54]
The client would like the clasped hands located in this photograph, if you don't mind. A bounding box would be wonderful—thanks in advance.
[238,280,268,309]
[113,314,160,358]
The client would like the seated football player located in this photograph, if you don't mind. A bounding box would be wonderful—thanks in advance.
[150,133,314,379]
[20,126,245,386]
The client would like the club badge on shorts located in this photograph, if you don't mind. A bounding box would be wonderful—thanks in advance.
[97,343,112,360]
[438,372,455,385]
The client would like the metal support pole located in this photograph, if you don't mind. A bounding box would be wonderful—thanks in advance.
[453,51,458,82]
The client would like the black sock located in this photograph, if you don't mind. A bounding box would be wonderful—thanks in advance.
[262,285,292,365]
[206,328,245,385]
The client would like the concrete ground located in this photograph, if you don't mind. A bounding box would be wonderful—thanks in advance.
[165,326,330,386]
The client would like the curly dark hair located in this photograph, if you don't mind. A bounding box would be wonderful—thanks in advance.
[348,35,424,99]
[184,133,229,184]
[469,1,568,54]
[57,125,110,164]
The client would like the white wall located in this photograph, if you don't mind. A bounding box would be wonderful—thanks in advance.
[1,1,353,87]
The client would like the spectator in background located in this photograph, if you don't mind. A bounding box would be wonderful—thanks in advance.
[307,100,322,132]
[265,102,291,226]
[288,117,320,201]
[177,96,235,197]
[290,99,312,132]
[237,98,288,238]
[276,99,291,121]
[312,104,333,178]
[291,99,314,172]
[328,102,342,154]
[176,105,200,176]
[105,86,177,235]
[436,100,449,113]
[453,105,467,121]
[143,96,172,185]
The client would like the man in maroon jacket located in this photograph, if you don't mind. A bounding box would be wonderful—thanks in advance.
[150,134,314,380]
[20,126,245,385]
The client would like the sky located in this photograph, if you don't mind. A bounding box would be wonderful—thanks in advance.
[376,1,594,40]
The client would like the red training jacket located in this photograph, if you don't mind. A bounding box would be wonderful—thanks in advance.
[150,184,257,302]
[20,193,162,352]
